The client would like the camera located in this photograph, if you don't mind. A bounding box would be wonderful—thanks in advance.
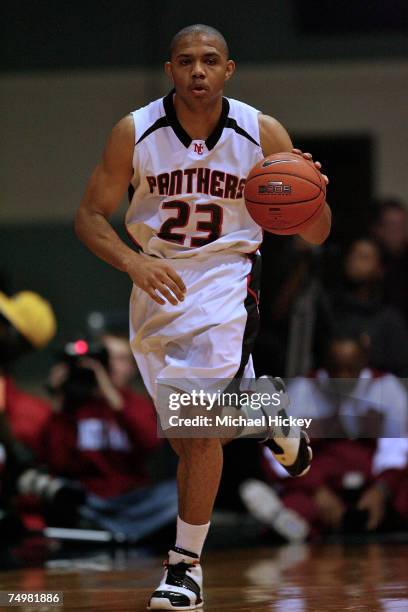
[0,414,86,534]
[17,468,85,522]
[50,339,109,408]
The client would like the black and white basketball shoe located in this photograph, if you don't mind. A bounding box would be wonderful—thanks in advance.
[148,547,203,610]
[257,376,312,477]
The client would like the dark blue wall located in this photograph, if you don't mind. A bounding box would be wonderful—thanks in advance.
[3,0,408,71]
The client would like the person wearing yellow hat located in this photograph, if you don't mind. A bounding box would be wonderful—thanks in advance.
[0,291,56,459]
[0,291,56,352]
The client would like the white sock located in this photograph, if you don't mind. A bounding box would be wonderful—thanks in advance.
[169,516,210,564]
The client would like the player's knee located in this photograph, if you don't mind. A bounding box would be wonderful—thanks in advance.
[180,437,221,457]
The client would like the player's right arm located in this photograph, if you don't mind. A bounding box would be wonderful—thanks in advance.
[75,116,186,305]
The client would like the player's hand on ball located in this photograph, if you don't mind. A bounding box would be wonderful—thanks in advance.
[128,256,186,306]
[292,148,329,186]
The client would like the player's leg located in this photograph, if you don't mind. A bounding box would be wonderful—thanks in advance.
[148,437,222,611]
[171,437,223,524]
[231,255,312,475]
[129,279,226,610]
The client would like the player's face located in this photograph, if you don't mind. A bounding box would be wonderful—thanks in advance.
[165,34,235,105]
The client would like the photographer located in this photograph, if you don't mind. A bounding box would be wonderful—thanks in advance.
[43,333,178,542]
[0,290,56,535]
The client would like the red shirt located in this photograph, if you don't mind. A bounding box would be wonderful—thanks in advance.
[43,389,161,497]
[0,377,52,530]
[3,376,51,459]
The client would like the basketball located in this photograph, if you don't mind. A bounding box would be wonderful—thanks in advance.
[244,152,326,235]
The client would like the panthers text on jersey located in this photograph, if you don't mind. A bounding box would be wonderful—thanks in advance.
[126,90,264,259]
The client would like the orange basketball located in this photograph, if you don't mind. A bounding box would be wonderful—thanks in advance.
[244,152,326,235]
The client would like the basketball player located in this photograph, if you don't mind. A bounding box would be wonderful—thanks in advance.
[75,25,331,610]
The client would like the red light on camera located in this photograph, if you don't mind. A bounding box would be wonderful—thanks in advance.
[74,339,89,355]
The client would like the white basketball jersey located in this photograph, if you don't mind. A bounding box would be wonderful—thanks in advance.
[126,90,264,259]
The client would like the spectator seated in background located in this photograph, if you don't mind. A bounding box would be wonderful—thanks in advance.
[0,291,57,535]
[316,237,408,376]
[240,335,408,542]
[43,332,177,543]
[371,198,408,322]
[0,291,55,458]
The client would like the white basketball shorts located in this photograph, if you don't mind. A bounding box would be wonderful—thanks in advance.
[129,252,261,416]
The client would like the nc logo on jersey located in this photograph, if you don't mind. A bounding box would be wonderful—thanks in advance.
[194,142,204,155]
[259,181,291,195]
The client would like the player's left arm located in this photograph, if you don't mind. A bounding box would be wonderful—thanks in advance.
[258,114,331,245]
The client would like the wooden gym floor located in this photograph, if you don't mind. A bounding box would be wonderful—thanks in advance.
[0,543,407,611]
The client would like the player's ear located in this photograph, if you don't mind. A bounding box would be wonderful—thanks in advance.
[164,61,173,81]
[225,60,235,82]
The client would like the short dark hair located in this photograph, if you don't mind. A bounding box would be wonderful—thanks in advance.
[169,24,229,59]
[373,197,407,221]
[345,236,385,265]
